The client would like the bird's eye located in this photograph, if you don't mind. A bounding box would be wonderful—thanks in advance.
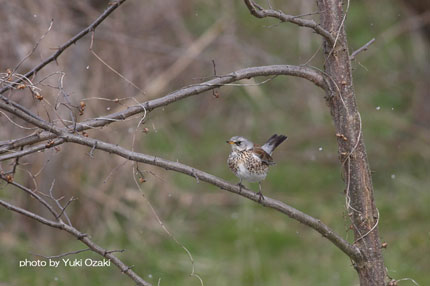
[235,141,241,145]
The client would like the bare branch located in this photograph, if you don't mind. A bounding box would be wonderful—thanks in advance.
[350,38,375,61]
[31,248,125,260]
[31,248,91,260]
[57,132,363,263]
[0,132,45,153]
[0,64,328,160]
[243,0,335,44]
[0,138,64,161]
[0,198,151,286]
[0,175,58,219]
[89,31,145,95]
[13,19,54,72]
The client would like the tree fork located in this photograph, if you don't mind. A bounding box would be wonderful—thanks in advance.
[317,0,387,285]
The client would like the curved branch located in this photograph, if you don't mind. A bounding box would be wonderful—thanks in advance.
[58,132,362,263]
[0,198,151,286]
[0,64,327,158]
[243,0,335,44]
[81,65,327,125]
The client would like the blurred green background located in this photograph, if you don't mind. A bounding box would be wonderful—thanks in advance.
[0,0,429,285]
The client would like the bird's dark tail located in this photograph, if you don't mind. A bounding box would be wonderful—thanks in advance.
[262,134,287,155]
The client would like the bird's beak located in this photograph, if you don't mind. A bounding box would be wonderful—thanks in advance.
[226,140,234,145]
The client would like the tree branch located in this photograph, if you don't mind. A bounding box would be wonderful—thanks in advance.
[0,64,327,159]
[243,0,335,44]
[0,175,58,219]
[0,138,64,161]
[317,0,387,283]
[0,198,151,286]
[56,132,362,263]
[350,38,375,61]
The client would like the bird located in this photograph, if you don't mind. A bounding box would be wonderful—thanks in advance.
[226,134,287,201]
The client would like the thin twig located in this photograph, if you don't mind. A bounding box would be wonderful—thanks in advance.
[350,38,376,61]
[0,110,38,130]
[0,138,64,162]
[14,19,54,72]
[89,31,145,94]
[56,197,77,222]
[31,248,90,259]
[395,278,420,286]
[0,175,58,220]
[48,180,73,226]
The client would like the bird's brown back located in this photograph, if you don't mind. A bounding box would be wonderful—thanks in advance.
[252,145,274,165]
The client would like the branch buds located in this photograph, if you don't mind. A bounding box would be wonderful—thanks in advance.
[79,101,86,115]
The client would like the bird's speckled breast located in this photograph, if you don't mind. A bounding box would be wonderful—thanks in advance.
[227,150,269,182]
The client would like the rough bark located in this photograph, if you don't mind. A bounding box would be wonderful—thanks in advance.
[317,0,387,285]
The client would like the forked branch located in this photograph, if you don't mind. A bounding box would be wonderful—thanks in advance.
[243,0,335,44]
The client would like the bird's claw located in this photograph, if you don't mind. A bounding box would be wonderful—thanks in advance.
[256,191,265,202]
[237,182,245,192]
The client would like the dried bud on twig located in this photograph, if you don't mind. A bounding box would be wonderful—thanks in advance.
[45,140,55,148]
[5,174,13,183]
[34,91,44,101]
[6,68,12,81]
[79,101,86,115]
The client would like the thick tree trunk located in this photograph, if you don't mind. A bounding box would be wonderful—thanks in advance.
[316,0,388,285]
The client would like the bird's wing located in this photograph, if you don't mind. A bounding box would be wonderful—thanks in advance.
[252,146,275,165]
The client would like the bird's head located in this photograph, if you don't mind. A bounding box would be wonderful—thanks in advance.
[226,136,253,152]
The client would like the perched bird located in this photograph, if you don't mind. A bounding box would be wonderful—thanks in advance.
[227,134,287,201]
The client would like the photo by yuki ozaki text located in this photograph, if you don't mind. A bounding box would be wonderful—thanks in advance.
[19,258,111,268]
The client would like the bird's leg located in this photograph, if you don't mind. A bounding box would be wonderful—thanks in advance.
[257,182,265,202]
[237,178,244,192]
